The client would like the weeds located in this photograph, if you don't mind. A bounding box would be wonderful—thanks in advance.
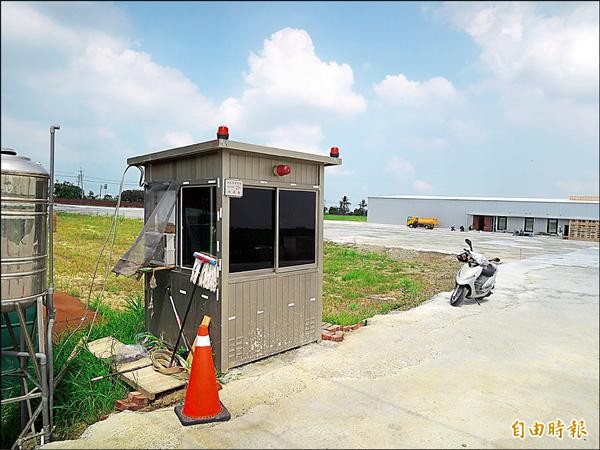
[51,294,145,440]
[323,243,458,325]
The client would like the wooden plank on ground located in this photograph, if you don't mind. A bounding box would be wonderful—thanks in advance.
[117,366,187,400]
[114,356,153,372]
[88,336,187,399]
[87,336,124,359]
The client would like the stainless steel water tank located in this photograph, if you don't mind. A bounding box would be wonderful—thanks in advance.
[1,148,49,311]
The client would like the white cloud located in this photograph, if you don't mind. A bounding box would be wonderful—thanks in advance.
[374,74,461,108]
[219,28,366,137]
[43,42,216,137]
[413,180,434,193]
[244,28,366,117]
[0,116,48,158]
[1,2,78,47]
[438,2,599,99]
[385,156,415,175]
[327,165,355,177]
[1,2,217,171]
[159,131,195,149]
[262,123,325,154]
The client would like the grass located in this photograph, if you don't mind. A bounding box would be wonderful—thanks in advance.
[323,243,459,325]
[54,213,143,308]
[324,214,367,222]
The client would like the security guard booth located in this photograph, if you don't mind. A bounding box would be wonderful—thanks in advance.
[125,129,341,372]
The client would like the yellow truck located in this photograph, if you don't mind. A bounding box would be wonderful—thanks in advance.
[406,216,439,229]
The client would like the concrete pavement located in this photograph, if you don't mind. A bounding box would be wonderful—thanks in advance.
[324,221,592,262]
[44,225,599,449]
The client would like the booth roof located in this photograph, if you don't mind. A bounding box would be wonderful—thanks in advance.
[127,139,343,167]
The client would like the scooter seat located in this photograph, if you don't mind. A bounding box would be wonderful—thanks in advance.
[481,264,496,277]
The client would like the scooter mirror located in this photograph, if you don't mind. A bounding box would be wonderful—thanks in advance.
[465,239,473,250]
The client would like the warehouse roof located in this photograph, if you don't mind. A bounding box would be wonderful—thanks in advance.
[369,195,599,204]
[128,139,342,167]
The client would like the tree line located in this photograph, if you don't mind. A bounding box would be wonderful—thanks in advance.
[326,196,367,216]
[55,181,366,216]
[54,181,143,203]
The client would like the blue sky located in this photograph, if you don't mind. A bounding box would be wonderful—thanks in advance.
[1,1,598,207]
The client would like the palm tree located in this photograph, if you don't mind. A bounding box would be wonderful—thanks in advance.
[358,199,367,215]
[339,196,351,215]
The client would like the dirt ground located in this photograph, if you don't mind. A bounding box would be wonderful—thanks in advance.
[50,292,101,339]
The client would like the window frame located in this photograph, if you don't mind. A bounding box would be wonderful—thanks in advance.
[276,188,318,273]
[497,216,507,231]
[547,218,558,234]
[178,184,217,270]
[228,183,319,278]
[524,217,534,233]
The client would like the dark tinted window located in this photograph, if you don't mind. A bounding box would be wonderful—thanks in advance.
[547,219,558,234]
[497,216,507,231]
[230,188,275,273]
[524,217,534,232]
[181,187,216,268]
[279,190,316,267]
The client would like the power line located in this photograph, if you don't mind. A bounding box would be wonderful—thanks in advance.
[55,175,139,187]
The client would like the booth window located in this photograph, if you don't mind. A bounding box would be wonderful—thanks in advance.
[524,217,534,233]
[279,190,316,267]
[230,188,275,273]
[497,216,507,231]
[181,186,216,268]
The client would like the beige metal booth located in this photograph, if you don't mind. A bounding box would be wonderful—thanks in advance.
[123,129,341,372]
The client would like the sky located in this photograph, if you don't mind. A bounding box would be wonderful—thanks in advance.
[1,1,598,208]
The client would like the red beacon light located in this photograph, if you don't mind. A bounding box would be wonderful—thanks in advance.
[217,126,229,140]
[273,164,291,177]
[330,146,340,158]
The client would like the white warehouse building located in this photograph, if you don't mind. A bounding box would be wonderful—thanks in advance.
[368,195,600,236]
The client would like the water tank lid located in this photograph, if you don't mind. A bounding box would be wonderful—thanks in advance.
[1,148,49,178]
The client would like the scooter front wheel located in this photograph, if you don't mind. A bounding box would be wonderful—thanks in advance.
[450,285,468,307]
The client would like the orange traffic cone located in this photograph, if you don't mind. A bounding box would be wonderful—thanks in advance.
[175,316,230,425]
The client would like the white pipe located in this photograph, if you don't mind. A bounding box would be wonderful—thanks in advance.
[47,124,59,439]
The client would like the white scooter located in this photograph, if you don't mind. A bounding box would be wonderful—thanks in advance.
[450,238,500,307]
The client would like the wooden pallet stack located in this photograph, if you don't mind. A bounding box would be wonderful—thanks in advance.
[568,219,600,241]
[569,195,600,201]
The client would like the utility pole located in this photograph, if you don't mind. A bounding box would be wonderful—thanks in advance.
[76,168,84,198]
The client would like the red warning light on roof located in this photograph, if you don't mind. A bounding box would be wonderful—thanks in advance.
[217,126,229,140]
[330,147,340,158]
[273,164,291,177]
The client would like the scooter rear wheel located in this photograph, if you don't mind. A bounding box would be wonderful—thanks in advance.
[450,286,468,307]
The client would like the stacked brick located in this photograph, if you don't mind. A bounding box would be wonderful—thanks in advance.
[114,391,150,412]
[321,319,367,342]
